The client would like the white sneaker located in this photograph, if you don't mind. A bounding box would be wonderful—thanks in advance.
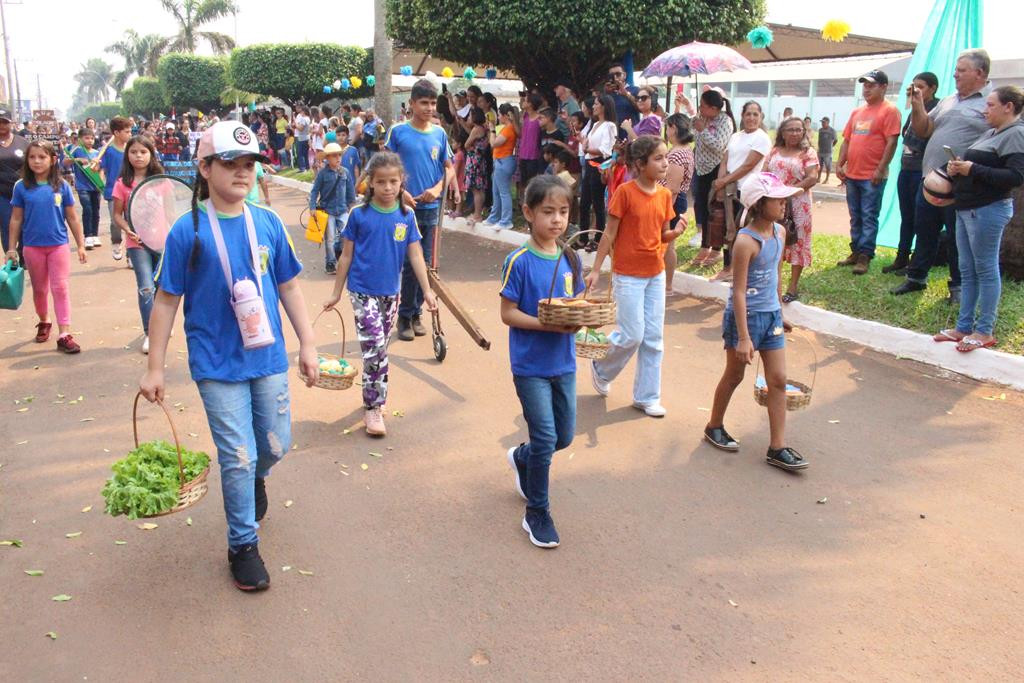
[112,244,123,260]
[687,232,702,248]
[590,361,610,397]
[84,236,95,250]
[633,402,666,418]
[141,336,149,355]
[93,235,102,247]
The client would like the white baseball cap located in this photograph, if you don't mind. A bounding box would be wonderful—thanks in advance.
[195,120,270,162]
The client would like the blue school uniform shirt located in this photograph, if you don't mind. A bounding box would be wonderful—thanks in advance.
[100,143,125,200]
[155,203,303,383]
[499,244,583,378]
[11,180,75,247]
[340,203,421,296]
[70,146,100,192]
[382,121,449,210]
[341,145,361,182]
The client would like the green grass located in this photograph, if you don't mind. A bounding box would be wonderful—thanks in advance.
[277,168,315,183]
[674,232,1024,355]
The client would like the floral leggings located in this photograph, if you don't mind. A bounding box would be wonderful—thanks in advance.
[349,292,398,408]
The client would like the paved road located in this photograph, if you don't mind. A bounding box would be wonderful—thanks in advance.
[1,186,1021,680]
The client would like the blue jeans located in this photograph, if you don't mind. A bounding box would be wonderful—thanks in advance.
[486,156,516,228]
[127,246,161,333]
[196,372,292,550]
[845,178,885,258]
[77,190,100,239]
[955,199,1013,336]
[512,372,576,511]
[906,185,959,289]
[895,169,921,255]
[593,271,666,405]
[324,213,346,268]
[295,140,309,171]
[398,207,437,319]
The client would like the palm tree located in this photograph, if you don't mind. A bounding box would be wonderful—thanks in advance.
[74,58,117,103]
[106,30,167,80]
[160,0,238,54]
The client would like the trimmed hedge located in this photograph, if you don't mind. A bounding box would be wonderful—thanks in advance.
[157,53,227,112]
[230,43,372,104]
[122,77,168,117]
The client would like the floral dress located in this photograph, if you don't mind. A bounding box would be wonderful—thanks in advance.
[464,128,490,192]
[765,147,818,267]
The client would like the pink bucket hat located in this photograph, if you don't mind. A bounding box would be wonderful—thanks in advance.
[738,172,801,224]
[195,120,270,163]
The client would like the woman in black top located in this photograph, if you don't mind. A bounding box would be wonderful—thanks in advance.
[939,86,1024,352]
[0,108,30,254]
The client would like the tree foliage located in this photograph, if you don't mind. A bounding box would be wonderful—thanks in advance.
[230,43,372,105]
[80,102,125,123]
[159,0,238,54]
[74,58,118,103]
[157,53,227,111]
[107,29,168,92]
[386,0,765,93]
[121,77,168,117]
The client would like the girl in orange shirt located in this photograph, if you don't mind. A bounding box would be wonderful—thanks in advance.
[584,135,686,416]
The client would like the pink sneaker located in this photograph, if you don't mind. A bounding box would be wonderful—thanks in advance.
[364,407,386,437]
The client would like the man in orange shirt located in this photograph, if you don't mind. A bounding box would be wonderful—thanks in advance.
[836,70,902,274]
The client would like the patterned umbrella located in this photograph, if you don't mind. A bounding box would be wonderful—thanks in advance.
[640,41,752,78]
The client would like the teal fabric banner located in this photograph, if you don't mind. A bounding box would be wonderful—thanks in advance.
[876,0,984,248]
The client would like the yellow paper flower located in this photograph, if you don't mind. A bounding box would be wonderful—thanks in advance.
[441,66,454,78]
[821,19,851,43]
[350,76,362,89]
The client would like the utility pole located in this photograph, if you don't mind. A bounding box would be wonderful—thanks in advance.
[0,0,14,110]
[35,70,40,110]
[373,0,393,127]
[12,56,20,120]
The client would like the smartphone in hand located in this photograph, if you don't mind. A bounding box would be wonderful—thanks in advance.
[943,145,958,161]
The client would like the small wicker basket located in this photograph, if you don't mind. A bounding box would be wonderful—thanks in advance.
[576,329,610,360]
[537,230,616,329]
[132,392,209,518]
[753,332,818,411]
[304,307,358,390]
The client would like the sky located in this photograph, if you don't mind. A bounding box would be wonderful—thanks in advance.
[1,0,1016,116]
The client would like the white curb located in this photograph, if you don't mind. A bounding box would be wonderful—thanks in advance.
[270,174,1024,391]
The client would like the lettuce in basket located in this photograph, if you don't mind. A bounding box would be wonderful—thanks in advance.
[102,440,210,519]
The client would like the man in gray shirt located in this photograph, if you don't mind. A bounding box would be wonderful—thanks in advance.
[892,49,992,303]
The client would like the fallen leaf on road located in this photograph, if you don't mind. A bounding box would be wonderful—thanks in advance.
[360,463,369,471]
[45,632,58,640]
[16,407,28,412]
[817,497,828,504]
[137,523,158,530]
[368,452,383,458]
[340,470,349,476]
[1,539,24,547]
[24,569,44,576]
[51,594,72,602]
[568,452,575,460]
[728,599,738,607]
[76,396,83,402]
[339,463,348,469]
[697,407,710,412]
[81,506,92,513]
[342,429,351,435]
[114,540,127,545]
[470,650,490,666]
[188,432,198,438]
[57,394,65,399]
[79,417,95,422]
[981,393,1006,401]
[281,566,291,572]
[186,517,192,526]
[16,440,28,445]
[828,420,840,424]
[284,500,293,508]
[298,569,314,576]
[65,532,82,538]
[392,410,404,417]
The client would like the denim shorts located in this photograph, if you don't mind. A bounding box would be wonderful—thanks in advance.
[722,308,785,351]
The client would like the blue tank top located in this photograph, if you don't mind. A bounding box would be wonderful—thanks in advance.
[726,224,783,313]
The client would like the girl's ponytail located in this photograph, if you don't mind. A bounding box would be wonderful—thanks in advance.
[187,172,210,271]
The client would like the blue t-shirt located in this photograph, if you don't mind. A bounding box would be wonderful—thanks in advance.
[100,143,125,200]
[11,180,75,247]
[382,121,449,210]
[499,244,582,378]
[70,146,100,192]
[155,203,303,382]
[340,203,421,296]
[341,145,361,184]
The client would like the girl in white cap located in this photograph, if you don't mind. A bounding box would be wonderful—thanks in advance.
[703,171,809,472]
[140,120,320,591]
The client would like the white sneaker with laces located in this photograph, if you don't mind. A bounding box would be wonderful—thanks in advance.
[687,232,702,248]
[364,406,386,436]
[590,361,610,397]
[142,336,149,355]
[93,235,102,247]
[112,244,123,260]
[633,402,667,418]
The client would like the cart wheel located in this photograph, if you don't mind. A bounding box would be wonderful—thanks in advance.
[433,334,447,363]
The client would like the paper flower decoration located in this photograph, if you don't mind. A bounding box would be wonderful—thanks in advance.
[341,78,351,90]
[248,102,257,112]
[325,131,337,144]
[323,85,332,94]
[350,76,362,89]
[197,111,203,119]
[463,67,477,80]
[821,19,851,42]
[747,26,773,49]
[366,75,376,87]
[441,66,454,78]
[400,65,413,76]
[486,68,497,80]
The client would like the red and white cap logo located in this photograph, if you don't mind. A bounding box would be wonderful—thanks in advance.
[196,121,268,162]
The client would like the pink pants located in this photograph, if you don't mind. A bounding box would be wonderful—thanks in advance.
[23,245,72,326]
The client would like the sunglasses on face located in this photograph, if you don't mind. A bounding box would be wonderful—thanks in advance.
[636,95,650,101]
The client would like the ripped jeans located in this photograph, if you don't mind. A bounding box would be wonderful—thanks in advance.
[196,372,291,550]
[127,246,162,333]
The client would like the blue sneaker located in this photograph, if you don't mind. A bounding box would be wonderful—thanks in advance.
[507,445,527,501]
[522,508,560,548]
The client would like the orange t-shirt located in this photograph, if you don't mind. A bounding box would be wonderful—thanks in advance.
[842,101,901,180]
[493,124,517,159]
[607,180,674,277]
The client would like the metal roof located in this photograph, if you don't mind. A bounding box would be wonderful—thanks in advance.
[733,23,917,62]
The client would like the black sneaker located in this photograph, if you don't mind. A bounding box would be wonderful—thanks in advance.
[704,425,739,452]
[946,287,961,306]
[890,280,926,296]
[507,445,527,501]
[766,447,809,472]
[325,264,337,275]
[522,508,559,548]
[396,316,414,341]
[228,543,270,591]
[411,315,427,337]
[255,477,267,522]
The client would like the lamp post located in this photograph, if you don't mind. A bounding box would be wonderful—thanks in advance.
[0,0,14,110]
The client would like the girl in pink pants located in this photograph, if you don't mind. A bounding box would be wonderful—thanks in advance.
[5,141,87,353]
